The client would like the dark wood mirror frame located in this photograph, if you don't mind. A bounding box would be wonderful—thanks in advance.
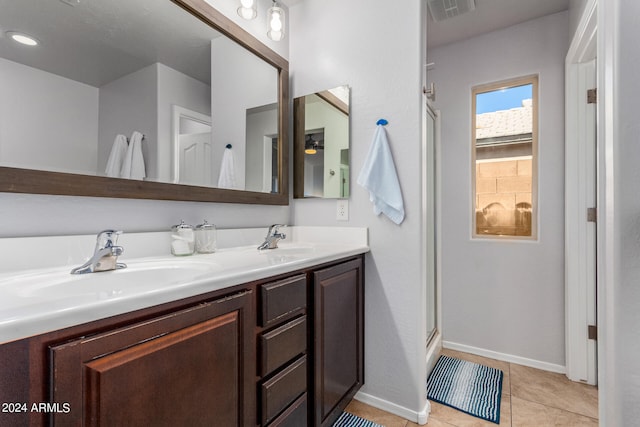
[0,0,289,205]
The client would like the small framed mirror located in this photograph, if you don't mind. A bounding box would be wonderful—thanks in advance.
[293,85,350,199]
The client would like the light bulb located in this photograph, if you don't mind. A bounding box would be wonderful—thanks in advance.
[239,7,256,19]
[268,30,283,41]
[267,4,285,41]
[237,0,257,20]
[270,17,283,32]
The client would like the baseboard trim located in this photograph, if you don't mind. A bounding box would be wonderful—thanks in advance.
[417,400,430,425]
[442,341,566,374]
[353,391,430,425]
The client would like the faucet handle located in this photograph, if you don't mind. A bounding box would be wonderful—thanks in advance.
[96,229,123,248]
[267,224,286,236]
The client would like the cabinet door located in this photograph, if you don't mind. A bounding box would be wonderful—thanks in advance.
[312,258,364,427]
[50,291,255,427]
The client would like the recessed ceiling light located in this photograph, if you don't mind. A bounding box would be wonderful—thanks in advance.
[6,31,39,47]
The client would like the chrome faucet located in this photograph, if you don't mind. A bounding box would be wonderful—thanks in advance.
[258,224,287,250]
[70,230,127,274]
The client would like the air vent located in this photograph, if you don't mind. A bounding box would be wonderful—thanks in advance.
[428,0,476,21]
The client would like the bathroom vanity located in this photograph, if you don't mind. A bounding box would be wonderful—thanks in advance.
[0,227,367,427]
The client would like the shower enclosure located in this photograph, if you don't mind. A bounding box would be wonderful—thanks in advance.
[424,103,441,378]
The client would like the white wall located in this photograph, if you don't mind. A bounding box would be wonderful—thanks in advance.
[569,0,590,39]
[99,63,211,182]
[290,0,429,418]
[0,58,99,175]
[211,37,278,190]
[598,0,640,424]
[0,4,289,238]
[98,64,157,178]
[427,12,569,367]
[245,105,278,192]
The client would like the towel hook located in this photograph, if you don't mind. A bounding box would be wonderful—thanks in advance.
[226,144,232,149]
[376,119,388,126]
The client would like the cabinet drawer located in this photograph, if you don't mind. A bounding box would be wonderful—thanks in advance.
[261,355,307,425]
[261,275,307,327]
[267,393,308,427]
[260,316,307,376]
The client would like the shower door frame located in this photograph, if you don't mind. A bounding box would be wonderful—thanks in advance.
[423,102,442,368]
[424,103,440,347]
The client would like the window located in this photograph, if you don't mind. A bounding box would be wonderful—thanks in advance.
[472,76,538,238]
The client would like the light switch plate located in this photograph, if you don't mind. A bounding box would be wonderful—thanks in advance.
[336,199,349,221]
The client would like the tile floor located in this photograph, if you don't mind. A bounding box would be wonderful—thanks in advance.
[345,348,598,427]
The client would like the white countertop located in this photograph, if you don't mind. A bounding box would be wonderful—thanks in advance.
[0,226,368,344]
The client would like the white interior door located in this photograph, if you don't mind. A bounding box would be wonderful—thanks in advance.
[565,0,598,385]
[178,132,213,186]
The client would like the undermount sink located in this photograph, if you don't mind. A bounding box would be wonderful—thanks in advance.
[262,243,316,255]
[6,259,221,302]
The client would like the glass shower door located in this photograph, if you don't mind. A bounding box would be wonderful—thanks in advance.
[426,104,437,344]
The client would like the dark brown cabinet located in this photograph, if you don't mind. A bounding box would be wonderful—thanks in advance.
[49,291,255,427]
[257,274,308,426]
[312,258,364,427]
[0,255,364,427]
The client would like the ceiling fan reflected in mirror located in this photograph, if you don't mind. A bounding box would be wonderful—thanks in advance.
[304,132,324,155]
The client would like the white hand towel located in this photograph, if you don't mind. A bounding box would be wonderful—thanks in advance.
[105,134,128,177]
[120,131,146,180]
[217,147,237,189]
[357,125,405,225]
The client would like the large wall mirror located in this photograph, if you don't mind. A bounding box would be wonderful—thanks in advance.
[0,0,288,204]
[293,85,350,199]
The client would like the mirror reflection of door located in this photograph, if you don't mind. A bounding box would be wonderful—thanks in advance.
[293,85,350,199]
[340,148,350,198]
[172,106,212,186]
[268,137,279,193]
[245,103,278,193]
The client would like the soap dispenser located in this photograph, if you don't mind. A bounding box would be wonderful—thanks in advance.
[171,220,195,256]
[195,220,217,254]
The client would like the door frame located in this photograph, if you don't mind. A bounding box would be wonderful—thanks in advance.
[564,0,598,385]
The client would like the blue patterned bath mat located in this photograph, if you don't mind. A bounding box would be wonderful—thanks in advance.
[332,411,383,427]
[427,355,503,424]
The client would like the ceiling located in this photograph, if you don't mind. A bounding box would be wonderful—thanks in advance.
[0,0,220,87]
[279,0,305,6]
[427,0,570,49]
[1,0,571,87]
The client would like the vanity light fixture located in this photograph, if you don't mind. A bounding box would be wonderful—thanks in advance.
[267,1,286,41]
[6,31,39,47]
[237,0,257,20]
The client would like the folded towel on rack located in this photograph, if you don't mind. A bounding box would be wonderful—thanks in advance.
[357,125,405,225]
[218,146,237,189]
[120,131,146,180]
[105,134,128,177]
